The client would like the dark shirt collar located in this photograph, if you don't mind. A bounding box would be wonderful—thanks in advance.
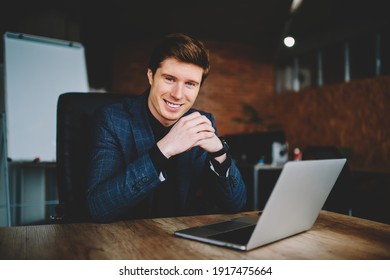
[146,103,172,141]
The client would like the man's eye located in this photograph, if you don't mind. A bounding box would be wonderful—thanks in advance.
[186,82,196,87]
[165,77,174,82]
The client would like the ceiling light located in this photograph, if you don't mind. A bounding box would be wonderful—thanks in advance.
[290,0,304,13]
[284,36,295,47]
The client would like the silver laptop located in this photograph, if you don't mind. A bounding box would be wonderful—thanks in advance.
[174,159,347,251]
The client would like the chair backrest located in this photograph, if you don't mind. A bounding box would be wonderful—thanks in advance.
[55,92,128,222]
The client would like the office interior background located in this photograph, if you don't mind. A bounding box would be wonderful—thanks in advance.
[0,0,389,226]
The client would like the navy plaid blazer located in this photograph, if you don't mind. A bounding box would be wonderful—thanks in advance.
[87,91,247,222]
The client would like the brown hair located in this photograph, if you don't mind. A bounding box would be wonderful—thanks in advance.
[148,33,210,83]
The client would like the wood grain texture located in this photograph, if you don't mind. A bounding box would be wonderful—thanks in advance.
[0,211,389,260]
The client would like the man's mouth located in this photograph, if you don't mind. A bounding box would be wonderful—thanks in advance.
[164,100,182,108]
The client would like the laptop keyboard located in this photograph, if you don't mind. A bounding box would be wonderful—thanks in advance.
[204,220,252,231]
[208,225,256,245]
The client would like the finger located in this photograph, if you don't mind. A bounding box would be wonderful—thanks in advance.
[180,112,201,122]
[193,123,215,134]
[182,115,212,130]
[180,112,212,126]
[191,132,216,147]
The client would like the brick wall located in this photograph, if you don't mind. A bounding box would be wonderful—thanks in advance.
[263,76,390,172]
[111,40,390,172]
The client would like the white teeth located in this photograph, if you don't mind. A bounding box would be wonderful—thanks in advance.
[166,100,181,108]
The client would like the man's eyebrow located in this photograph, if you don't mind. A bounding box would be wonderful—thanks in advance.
[161,73,175,79]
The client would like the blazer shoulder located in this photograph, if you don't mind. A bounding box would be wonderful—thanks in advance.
[97,93,145,118]
[95,100,127,121]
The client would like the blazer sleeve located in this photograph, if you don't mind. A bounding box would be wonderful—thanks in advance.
[202,113,247,213]
[86,107,161,223]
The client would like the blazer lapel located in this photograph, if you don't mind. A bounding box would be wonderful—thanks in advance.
[123,91,155,156]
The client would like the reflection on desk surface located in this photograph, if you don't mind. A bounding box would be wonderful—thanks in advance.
[0,211,389,260]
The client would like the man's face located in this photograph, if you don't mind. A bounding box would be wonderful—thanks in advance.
[147,57,203,127]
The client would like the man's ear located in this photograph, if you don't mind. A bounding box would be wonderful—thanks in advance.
[147,69,154,86]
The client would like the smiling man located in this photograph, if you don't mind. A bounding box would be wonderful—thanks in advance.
[87,33,247,223]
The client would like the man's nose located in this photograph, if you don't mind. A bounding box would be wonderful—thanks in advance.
[171,83,184,100]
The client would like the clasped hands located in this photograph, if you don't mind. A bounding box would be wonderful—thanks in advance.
[157,112,226,162]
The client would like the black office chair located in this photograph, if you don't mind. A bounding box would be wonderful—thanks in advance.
[54,92,128,222]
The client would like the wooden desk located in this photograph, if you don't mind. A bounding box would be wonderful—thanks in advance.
[0,211,389,260]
